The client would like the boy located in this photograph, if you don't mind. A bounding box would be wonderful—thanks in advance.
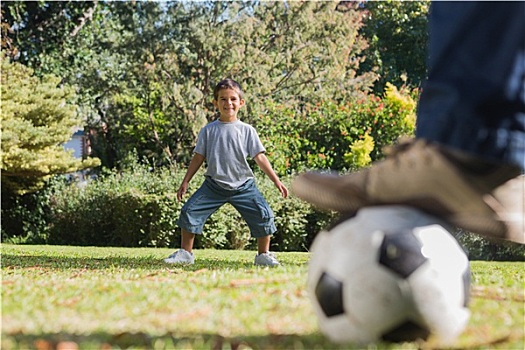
[164,79,289,266]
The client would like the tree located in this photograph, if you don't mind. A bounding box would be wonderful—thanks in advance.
[357,0,430,92]
[119,0,377,165]
[2,1,377,169]
[1,55,100,194]
[1,1,98,71]
[162,1,375,117]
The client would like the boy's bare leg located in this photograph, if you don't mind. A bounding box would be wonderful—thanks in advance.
[181,229,196,253]
[257,235,271,255]
[164,229,196,264]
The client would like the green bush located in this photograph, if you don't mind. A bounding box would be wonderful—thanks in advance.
[252,84,417,175]
[1,185,53,244]
[258,174,336,252]
[45,159,328,251]
[456,231,525,261]
[48,161,184,247]
[201,203,249,250]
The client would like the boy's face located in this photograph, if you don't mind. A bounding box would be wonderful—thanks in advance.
[213,88,244,121]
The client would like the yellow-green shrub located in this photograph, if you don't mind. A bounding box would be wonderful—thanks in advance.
[251,84,418,175]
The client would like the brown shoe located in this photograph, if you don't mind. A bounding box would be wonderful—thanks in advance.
[292,139,524,243]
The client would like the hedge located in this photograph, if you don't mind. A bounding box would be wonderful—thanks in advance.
[44,162,333,251]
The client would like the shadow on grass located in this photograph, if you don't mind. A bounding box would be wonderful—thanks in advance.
[2,331,355,350]
[2,254,307,271]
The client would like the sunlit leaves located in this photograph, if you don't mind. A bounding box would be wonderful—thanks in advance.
[0,55,100,194]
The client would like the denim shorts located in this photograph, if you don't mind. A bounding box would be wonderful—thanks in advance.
[177,177,277,238]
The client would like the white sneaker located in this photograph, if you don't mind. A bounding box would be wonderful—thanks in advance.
[254,252,280,267]
[164,249,195,264]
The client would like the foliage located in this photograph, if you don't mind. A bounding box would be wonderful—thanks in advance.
[0,55,100,195]
[344,132,375,168]
[358,0,430,92]
[228,1,374,105]
[259,174,335,252]
[42,158,324,251]
[0,183,54,244]
[255,83,417,175]
[1,1,97,68]
[1,0,430,172]
[47,159,183,247]
[14,155,522,261]
[457,231,525,262]
[2,245,524,349]
[2,1,376,169]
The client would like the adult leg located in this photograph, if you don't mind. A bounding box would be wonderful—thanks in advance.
[417,2,525,168]
[292,2,524,243]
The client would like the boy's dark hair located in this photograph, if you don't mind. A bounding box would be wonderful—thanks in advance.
[213,79,244,100]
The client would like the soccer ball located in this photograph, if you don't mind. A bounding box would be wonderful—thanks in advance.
[308,206,471,345]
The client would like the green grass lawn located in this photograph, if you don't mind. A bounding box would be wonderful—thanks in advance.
[2,244,524,349]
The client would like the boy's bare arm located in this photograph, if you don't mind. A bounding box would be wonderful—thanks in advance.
[254,152,289,198]
[177,153,205,201]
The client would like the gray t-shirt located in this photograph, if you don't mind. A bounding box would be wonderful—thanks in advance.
[194,119,265,189]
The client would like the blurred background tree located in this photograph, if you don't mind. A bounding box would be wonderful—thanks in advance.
[356,0,430,93]
[0,55,100,195]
